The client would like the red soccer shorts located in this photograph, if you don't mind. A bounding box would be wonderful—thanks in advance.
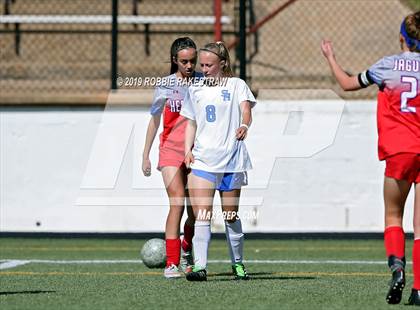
[385,153,420,184]
[157,146,186,170]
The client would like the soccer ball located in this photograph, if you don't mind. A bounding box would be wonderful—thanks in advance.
[140,238,166,268]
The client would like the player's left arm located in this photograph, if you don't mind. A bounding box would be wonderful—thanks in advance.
[236,100,252,140]
[184,118,196,168]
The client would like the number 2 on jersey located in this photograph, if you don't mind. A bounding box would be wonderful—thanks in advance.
[401,76,417,113]
[205,105,216,122]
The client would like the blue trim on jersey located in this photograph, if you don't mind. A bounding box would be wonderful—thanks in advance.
[401,21,420,50]
[191,169,246,191]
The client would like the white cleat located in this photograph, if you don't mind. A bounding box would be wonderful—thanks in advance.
[164,264,182,279]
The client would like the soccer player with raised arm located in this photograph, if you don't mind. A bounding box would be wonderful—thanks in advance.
[321,11,420,305]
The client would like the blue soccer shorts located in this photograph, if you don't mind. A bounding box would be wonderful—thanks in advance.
[191,169,248,191]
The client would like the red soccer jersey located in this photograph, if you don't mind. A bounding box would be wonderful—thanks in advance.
[160,97,186,154]
[150,73,203,168]
[365,52,420,160]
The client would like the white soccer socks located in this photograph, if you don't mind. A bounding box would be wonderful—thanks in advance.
[192,221,211,270]
[225,218,244,264]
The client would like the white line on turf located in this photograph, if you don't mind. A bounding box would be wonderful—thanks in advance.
[0,260,31,270]
[0,258,409,269]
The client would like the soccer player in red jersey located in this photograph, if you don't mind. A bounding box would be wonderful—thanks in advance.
[321,11,420,305]
[142,37,202,278]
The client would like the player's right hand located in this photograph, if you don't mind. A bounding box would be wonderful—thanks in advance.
[184,151,195,169]
[142,158,152,177]
[321,39,335,59]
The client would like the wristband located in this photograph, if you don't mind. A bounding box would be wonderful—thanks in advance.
[240,124,249,130]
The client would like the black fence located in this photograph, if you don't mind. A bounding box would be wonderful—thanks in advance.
[0,0,418,102]
[0,0,236,99]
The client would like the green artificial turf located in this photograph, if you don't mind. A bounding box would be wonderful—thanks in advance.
[0,238,414,309]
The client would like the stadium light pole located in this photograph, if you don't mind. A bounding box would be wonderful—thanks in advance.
[111,0,118,90]
[239,0,246,81]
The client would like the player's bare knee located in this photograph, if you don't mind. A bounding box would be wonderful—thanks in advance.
[168,193,185,206]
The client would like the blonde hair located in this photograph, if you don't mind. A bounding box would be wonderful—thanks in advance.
[200,41,233,77]
[403,11,420,52]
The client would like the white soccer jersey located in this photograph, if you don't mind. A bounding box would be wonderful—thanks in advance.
[180,77,256,172]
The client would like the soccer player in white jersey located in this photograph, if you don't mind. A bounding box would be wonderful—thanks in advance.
[322,11,420,305]
[180,41,256,281]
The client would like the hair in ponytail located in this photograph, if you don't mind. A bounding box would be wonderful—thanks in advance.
[200,41,233,77]
[402,11,420,52]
